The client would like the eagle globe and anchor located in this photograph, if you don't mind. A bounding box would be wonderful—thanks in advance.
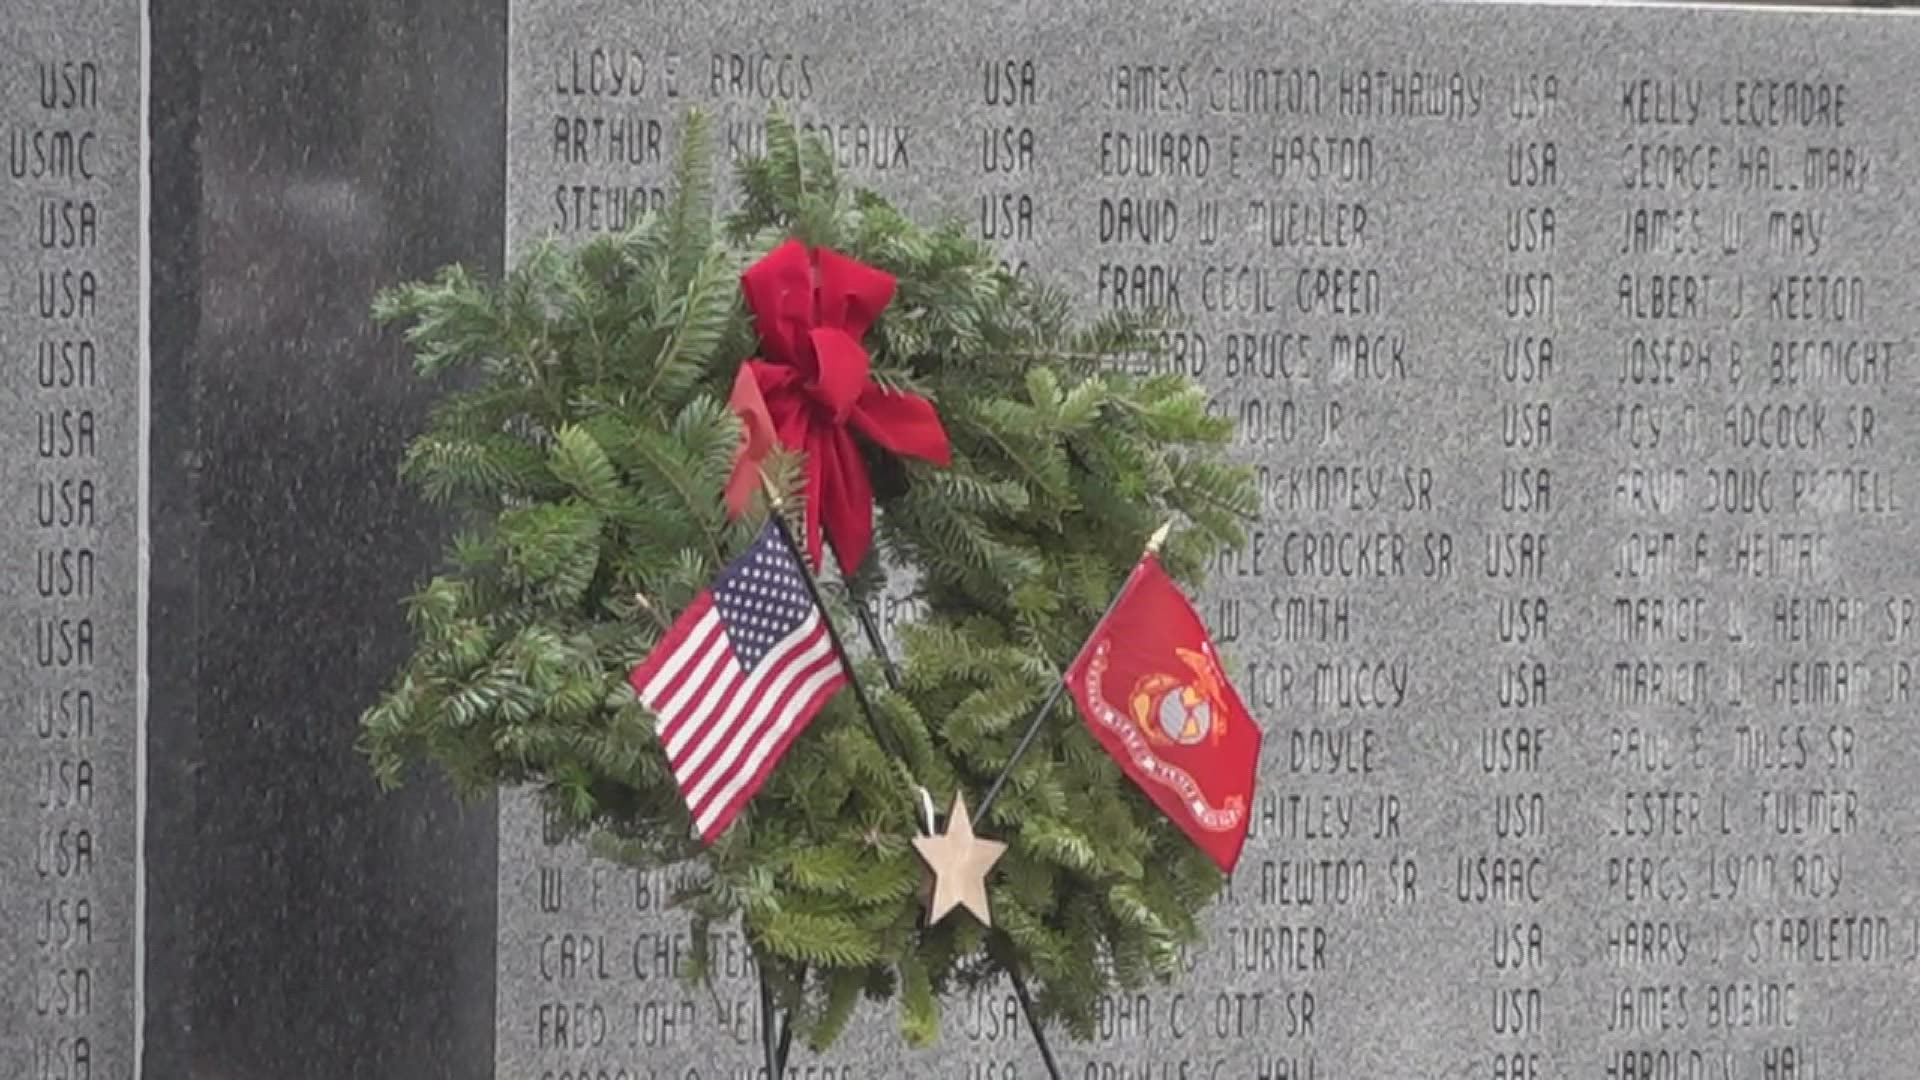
[1129,646,1231,748]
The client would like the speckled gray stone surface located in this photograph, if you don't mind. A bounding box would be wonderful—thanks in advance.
[139,0,507,1073]
[1,0,506,1075]
[1,5,142,1074]
[501,1,1920,1077]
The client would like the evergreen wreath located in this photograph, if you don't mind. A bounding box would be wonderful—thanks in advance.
[359,111,1256,1050]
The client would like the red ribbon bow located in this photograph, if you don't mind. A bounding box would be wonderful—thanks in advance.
[725,239,951,575]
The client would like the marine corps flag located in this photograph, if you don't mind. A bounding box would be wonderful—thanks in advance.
[1064,554,1262,873]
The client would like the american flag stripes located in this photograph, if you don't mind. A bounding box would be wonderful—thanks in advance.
[629,521,849,843]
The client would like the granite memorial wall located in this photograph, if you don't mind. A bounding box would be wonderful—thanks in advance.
[6,0,504,1075]
[2,3,144,1075]
[501,0,1920,1077]
[9,0,1920,1076]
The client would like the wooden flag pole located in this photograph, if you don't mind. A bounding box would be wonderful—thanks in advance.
[974,521,1170,822]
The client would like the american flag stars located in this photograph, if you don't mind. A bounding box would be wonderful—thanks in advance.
[712,540,815,667]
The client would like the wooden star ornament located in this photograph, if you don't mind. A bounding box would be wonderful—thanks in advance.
[912,792,1006,926]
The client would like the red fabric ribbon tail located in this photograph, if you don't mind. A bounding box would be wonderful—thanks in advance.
[724,364,777,518]
[807,427,875,577]
[850,386,953,467]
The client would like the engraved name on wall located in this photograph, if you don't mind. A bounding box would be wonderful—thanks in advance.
[501,2,1920,1077]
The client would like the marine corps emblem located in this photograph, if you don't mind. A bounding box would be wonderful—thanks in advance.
[1128,646,1229,747]
[1064,551,1264,873]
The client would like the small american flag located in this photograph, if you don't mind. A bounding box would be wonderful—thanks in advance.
[630,521,848,843]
